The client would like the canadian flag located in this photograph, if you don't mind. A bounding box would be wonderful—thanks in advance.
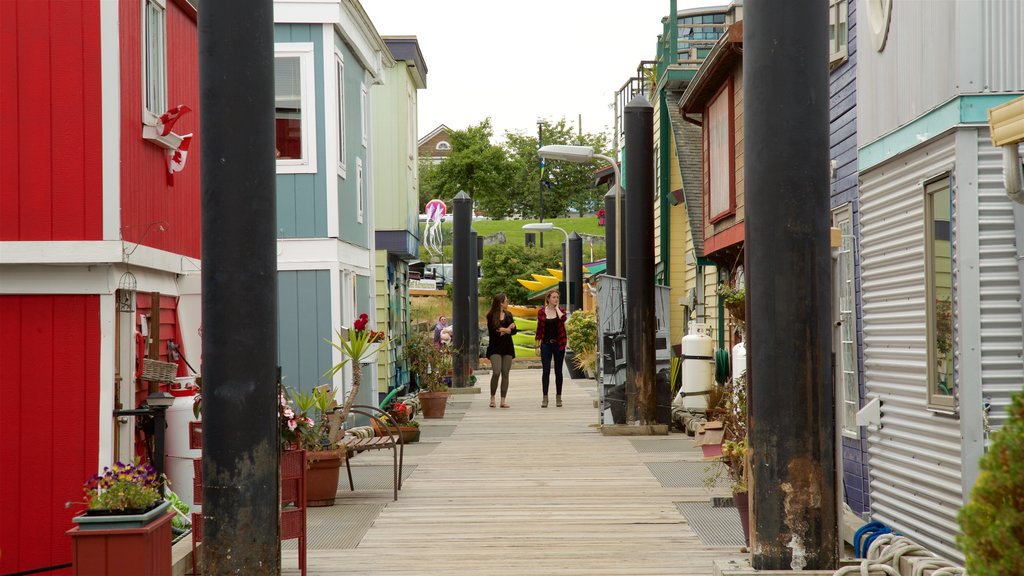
[166,134,193,186]
[158,104,191,136]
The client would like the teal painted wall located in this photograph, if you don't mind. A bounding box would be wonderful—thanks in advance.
[278,270,334,395]
[275,23,328,239]
[334,32,370,248]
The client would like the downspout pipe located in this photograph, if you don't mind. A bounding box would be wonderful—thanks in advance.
[1003,144,1024,346]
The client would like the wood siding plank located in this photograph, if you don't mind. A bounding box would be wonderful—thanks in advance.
[0,0,20,239]
[17,0,53,239]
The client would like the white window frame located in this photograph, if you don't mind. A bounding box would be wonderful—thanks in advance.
[275,43,317,174]
[360,82,368,148]
[829,0,849,67]
[335,50,347,179]
[925,175,956,412]
[356,156,364,223]
[706,80,734,222]
[141,0,167,126]
[832,203,860,438]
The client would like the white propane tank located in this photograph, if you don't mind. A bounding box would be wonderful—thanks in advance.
[731,341,747,381]
[681,322,714,411]
[165,377,200,510]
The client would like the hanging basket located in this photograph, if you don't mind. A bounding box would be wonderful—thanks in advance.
[725,300,745,323]
[141,358,178,383]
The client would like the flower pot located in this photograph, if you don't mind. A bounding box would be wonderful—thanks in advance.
[73,500,173,531]
[67,503,173,576]
[370,420,421,443]
[733,491,750,547]
[564,350,588,380]
[305,448,345,507]
[360,341,383,364]
[726,300,745,323]
[419,390,449,419]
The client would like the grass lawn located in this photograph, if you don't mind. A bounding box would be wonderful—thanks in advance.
[421,216,607,262]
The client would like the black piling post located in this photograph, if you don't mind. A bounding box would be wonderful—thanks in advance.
[451,191,473,387]
[469,229,480,369]
[198,0,280,571]
[745,0,837,569]
[604,188,617,276]
[624,95,656,424]
[568,231,583,312]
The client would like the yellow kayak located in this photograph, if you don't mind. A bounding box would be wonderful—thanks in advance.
[508,304,538,317]
[516,279,545,291]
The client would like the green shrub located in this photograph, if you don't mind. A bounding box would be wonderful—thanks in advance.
[957,388,1024,576]
[479,243,560,304]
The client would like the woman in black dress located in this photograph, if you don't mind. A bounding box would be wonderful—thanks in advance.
[485,293,517,408]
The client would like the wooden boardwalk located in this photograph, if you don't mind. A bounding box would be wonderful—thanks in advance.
[283,368,746,575]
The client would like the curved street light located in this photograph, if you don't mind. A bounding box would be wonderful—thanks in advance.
[522,222,572,307]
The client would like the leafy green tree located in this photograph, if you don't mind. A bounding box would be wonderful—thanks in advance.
[479,243,561,305]
[426,119,514,217]
[417,158,445,213]
[503,118,610,219]
[958,388,1024,575]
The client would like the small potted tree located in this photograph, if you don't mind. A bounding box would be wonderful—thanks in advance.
[565,310,598,379]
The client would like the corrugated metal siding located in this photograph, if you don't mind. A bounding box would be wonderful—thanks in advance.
[0,295,101,574]
[859,134,965,561]
[975,131,1024,431]
[0,0,103,242]
[278,270,334,396]
[977,0,1024,94]
[119,0,201,257]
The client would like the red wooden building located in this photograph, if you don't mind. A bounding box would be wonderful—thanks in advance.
[0,1,202,572]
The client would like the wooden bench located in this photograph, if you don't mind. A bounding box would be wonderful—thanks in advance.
[327,401,407,502]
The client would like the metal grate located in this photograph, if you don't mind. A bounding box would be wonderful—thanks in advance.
[645,461,729,488]
[450,401,472,409]
[281,504,384,550]
[630,438,702,453]
[341,464,417,492]
[675,500,746,547]
[419,425,457,439]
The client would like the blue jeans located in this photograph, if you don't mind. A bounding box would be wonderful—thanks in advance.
[540,342,565,396]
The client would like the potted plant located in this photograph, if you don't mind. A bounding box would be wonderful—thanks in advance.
[373,399,420,443]
[701,372,749,548]
[718,283,745,324]
[67,460,174,575]
[280,385,344,507]
[418,344,451,419]
[565,311,598,379]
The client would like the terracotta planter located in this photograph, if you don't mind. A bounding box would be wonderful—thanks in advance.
[67,506,173,576]
[305,448,345,507]
[371,421,421,443]
[733,491,750,547]
[419,390,449,419]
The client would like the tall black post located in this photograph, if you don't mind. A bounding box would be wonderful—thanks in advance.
[604,187,617,276]
[568,231,583,312]
[624,95,656,424]
[537,120,545,248]
[745,0,837,569]
[198,0,279,571]
[619,187,628,279]
[469,229,480,369]
[451,191,473,387]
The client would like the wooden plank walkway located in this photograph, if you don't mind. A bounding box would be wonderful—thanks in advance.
[283,368,746,575]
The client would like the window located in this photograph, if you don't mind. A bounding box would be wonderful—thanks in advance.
[142,0,167,123]
[833,204,860,437]
[355,157,364,223]
[706,79,734,222]
[335,51,346,177]
[829,0,849,66]
[360,82,368,148]
[275,43,317,173]
[925,177,955,410]
[435,141,450,151]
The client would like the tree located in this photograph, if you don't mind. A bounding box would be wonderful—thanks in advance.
[503,118,610,219]
[479,243,561,305]
[426,119,513,217]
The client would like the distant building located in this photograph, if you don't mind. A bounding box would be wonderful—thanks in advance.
[418,124,453,164]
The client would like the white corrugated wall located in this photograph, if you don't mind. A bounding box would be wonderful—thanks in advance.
[859,133,966,562]
[975,130,1024,432]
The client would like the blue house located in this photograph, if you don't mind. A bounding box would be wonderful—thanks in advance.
[273,0,394,409]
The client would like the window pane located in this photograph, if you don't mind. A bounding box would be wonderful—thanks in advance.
[275,56,302,160]
[336,57,345,167]
[928,180,953,400]
[145,2,165,114]
[708,87,730,217]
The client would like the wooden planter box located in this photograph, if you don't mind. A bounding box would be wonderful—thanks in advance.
[67,510,173,576]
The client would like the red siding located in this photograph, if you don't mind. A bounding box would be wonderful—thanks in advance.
[134,293,180,408]
[119,0,201,258]
[0,1,103,241]
[0,296,101,575]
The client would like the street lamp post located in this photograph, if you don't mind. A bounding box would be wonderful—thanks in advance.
[537,145,622,276]
[536,119,546,247]
[522,222,570,306]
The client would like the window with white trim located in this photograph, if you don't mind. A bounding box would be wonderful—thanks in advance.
[142,0,167,123]
[829,0,849,66]
[335,51,347,177]
[925,176,955,411]
[833,204,860,437]
[356,156,364,223]
[360,82,368,148]
[275,43,317,173]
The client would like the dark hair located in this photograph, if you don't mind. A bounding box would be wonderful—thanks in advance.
[486,293,507,330]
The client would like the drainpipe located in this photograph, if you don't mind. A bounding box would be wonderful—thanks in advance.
[1003,144,1024,343]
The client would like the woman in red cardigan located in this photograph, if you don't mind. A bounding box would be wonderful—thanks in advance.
[535,289,567,408]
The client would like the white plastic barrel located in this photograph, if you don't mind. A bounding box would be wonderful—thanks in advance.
[681,322,714,411]
[732,341,747,381]
[165,378,201,509]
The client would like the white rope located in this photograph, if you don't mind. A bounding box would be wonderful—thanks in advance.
[834,533,967,576]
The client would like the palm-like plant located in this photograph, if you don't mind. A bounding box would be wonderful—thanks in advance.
[324,323,390,421]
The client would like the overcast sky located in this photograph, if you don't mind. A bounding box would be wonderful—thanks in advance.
[363,0,716,141]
